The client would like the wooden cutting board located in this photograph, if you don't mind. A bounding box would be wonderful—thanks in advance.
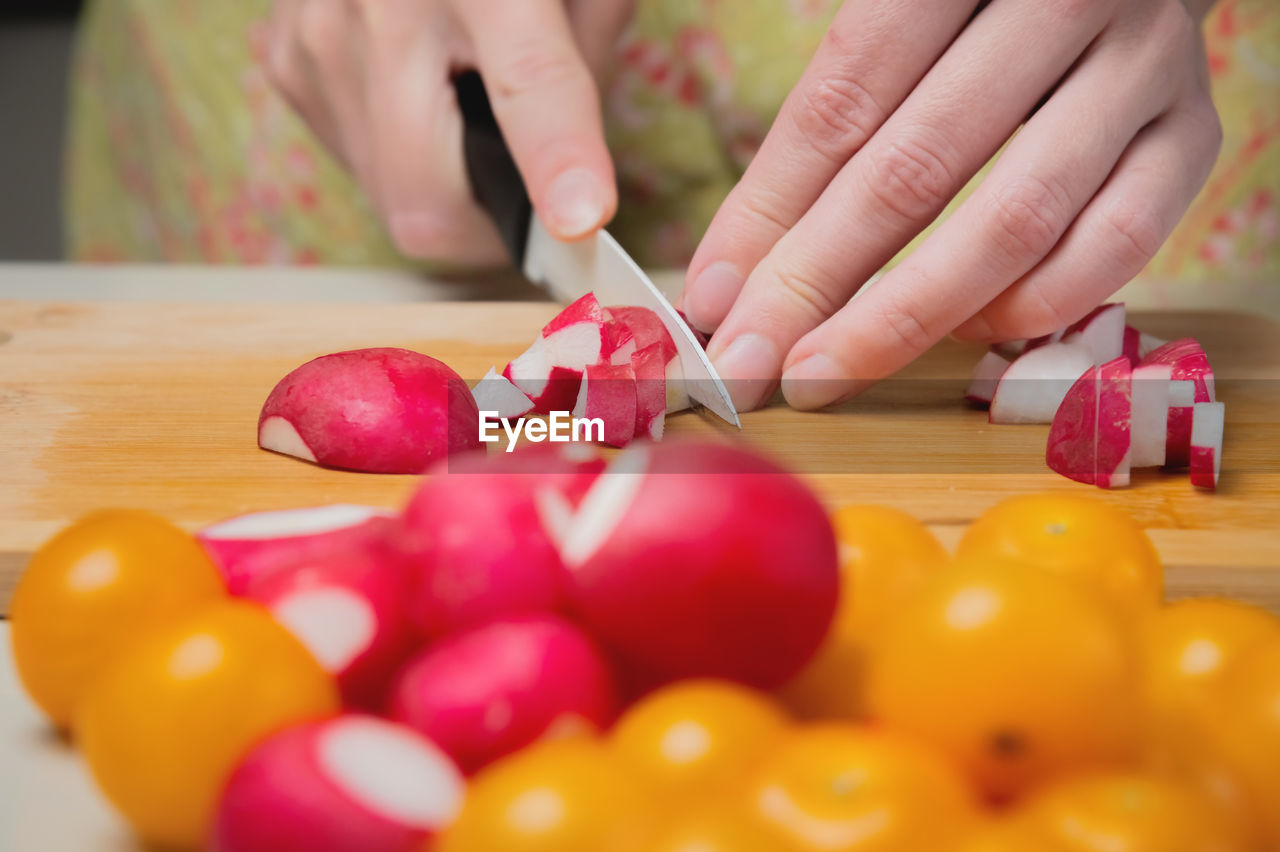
[2,299,1278,615]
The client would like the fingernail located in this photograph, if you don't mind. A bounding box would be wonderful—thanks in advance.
[684,261,743,333]
[546,168,607,239]
[781,354,860,410]
[712,333,781,411]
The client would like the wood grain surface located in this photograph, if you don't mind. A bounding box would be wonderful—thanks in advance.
[2,300,1277,614]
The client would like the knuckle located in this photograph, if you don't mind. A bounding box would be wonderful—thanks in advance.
[876,297,936,354]
[985,174,1074,262]
[1149,0,1198,54]
[490,43,590,102]
[1047,0,1113,24]
[793,73,883,164]
[1098,200,1165,269]
[773,265,843,321]
[735,183,796,240]
[863,137,955,224]
[297,1,344,59]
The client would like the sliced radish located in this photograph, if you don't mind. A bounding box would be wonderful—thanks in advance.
[1130,364,1173,468]
[1095,356,1132,489]
[1046,365,1100,485]
[1138,331,1167,360]
[503,329,606,414]
[544,292,607,334]
[965,351,1011,406]
[471,367,534,420]
[572,362,638,447]
[243,545,417,709]
[631,342,669,441]
[1122,325,1142,366]
[213,715,463,852]
[989,341,1096,424]
[1061,303,1126,365]
[560,441,839,690]
[1141,338,1215,468]
[1190,401,1225,490]
[388,615,617,774]
[607,305,679,362]
[197,505,396,595]
[258,348,482,474]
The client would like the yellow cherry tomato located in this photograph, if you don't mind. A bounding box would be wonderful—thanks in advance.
[438,737,660,852]
[647,803,795,852]
[1198,635,1280,847]
[743,723,978,851]
[10,509,226,728]
[610,679,789,803]
[1142,598,1280,727]
[74,600,338,848]
[865,562,1141,801]
[956,494,1162,616]
[951,818,1069,852]
[1020,772,1244,852]
[782,506,948,719]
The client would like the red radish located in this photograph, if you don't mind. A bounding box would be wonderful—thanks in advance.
[1061,303,1126,364]
[675,308,710,349]
[1130,364,1174,468]
[1122,325,1142,366]
[259,348,481,474]
[607,306,678,362]
[544,292,606,333]
[197,505,396,596]
[1141,338,1215,468]
[388,615,617,774]
[559,441,839,690]
[399,461,572,639]
[1095,357,1133,489]
[1046,365,1100,485]
[604,319,639,366]
[631,342,669,440]
[1190,401,1225,490]
[965,351,1011,406]
[1139,331,1167,360]
[471,367,534,420]
[572,362,638,447]
[503,295,614,413]
[989,341,1095,424]
[212,715,463,852]
[244,546,418,709]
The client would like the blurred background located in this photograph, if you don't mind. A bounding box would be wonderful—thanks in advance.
[0,1,81,261]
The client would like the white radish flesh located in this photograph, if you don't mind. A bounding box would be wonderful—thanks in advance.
[989,342,1096,424]
[1061,303,1126,365]
[472,367,534,420]
[1095,357,1133,489]
[1190,401,1225,490]
[1130,364,1173,468]
[965,351,1011,405]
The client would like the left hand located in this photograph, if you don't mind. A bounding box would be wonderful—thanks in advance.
[682,0,1222,411]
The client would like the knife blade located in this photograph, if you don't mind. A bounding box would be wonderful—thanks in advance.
[454,71,740,428]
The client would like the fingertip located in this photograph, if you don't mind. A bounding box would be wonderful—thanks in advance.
[541,166,613,239]
[683,261,744,334]
[708,332,782,412]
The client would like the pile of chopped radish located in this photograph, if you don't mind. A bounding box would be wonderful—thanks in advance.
[968,303,1223,490]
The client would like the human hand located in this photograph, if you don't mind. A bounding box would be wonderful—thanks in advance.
[265,0,634,265]
[683,0,1222,411]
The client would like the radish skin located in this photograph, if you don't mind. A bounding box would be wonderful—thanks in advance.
[389,616,617,774]
[258,348,481,474]
[1190,401,1225,490]
[1046,366,1100,485]
[631,342,669,441]
[213,715,463,852]
[1141,338,1215,468]
[572,363,638,447]
[1095,357,1133,489]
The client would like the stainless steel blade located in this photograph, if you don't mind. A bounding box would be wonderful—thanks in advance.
[523,217,740,428]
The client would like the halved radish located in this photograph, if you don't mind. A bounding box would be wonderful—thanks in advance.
[572,362,638,447]
[243,545,418,709]
[259,348,482,474]
[631,342,669,441]
[560,441,839,690]
[1061,303,1126,365]
[388,615,617,774]
[1130,364,1173,468]
[471,367,534,420]
[989,341,1096,424]
[1095,356,1133,489]
[1046,365,1100,485]
[197,505,396,595]
[1141,338,1215,468]
[1190,401,1225,490]
[965,351,1011,406]
[213,715,463,852]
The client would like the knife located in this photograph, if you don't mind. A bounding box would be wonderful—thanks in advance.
[453,71,740,429]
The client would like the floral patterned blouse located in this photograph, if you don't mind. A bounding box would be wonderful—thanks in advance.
[66,0,1278,309]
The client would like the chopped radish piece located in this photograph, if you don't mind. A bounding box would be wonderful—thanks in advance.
[1061,303,1126,365]
[258,348,482,474]
[631,342,669,441]
[389,615,617,774]
[966,351,1011,406]
[1141,338,1215,468]
[197,505,396,595]
[243,545,417,709]
[544,292,606,334]
[1095,357,1133,489]
[989,342,1096,424]
[213,715,463,852]
[1190,402,1225,490]
[607,306,679,362]
[1130,364,1173,468]
[560,441,839,690]
[676,308,710,349]
[471,368,534,420]
[1046,365,1100,485]
[503,327,607,414]
[1139,331,1167,360]
[1122,325,1142,366]
[572,363,638,447]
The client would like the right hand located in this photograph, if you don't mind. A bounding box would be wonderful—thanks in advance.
[265,0,634,265]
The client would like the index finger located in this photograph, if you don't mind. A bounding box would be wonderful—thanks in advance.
[454,0,617,241]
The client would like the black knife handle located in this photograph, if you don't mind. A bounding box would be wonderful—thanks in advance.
[454,70,532,265]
